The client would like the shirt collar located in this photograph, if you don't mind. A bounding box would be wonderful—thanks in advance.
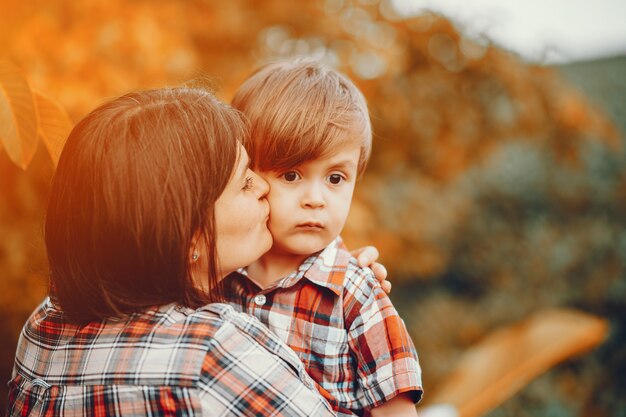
[287,237,350,296]
[234,237,350,296]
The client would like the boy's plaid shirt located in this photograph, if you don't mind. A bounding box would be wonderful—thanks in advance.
[7,298,335,417]
[223,237,423,416]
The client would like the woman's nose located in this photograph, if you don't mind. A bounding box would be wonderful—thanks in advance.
[252,170,270,199]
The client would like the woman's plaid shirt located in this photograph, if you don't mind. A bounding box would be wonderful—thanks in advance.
[7,298,335,417]
[223,238,423,416]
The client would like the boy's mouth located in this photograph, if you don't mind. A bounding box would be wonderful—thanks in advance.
[296,221,324,230]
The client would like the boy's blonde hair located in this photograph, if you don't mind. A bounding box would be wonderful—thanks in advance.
[232,58,372,174]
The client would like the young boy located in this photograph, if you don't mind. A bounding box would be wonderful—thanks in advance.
[224,59,423,416]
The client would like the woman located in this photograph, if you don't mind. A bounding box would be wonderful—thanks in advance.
[7,87,336,416]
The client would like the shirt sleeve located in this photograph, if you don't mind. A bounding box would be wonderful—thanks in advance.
[343,267,423,409]
[197,308,337,417]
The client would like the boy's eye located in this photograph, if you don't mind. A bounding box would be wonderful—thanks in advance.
[328,174,344,185]
[283,171,300,182]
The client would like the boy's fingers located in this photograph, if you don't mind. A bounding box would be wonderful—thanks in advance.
[352,248,390,294]
[381,279,392,294]
[355,246,380,267]
[370,262,388,283]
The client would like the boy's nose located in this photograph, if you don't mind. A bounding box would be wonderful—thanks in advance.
[302,198,325,209]
[301,183,325,209]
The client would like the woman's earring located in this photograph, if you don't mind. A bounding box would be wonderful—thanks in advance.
[192,252,199,262]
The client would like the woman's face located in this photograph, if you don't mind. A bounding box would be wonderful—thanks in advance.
[212,146,272,277]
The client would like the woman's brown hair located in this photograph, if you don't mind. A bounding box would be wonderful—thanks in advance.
[45,87,243,322]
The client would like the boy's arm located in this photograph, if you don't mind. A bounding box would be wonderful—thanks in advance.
[344,267,423,411]
[369,393,419,417]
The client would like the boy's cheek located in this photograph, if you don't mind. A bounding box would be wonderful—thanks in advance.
[266,208,286,233]
[263,181,293,211]
[264,191,283,216]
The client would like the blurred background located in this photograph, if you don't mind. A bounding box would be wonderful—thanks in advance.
[1,1,624,416]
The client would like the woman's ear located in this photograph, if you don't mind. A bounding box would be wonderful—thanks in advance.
[189,230,203,264]
[189,230,212,294]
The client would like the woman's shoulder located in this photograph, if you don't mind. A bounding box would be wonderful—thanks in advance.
[21,299,229,344]
[11,301,334,416]
[20,300,274,350]
[12,301,249,386]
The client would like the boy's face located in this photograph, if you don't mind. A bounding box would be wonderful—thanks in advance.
[258,143,361,257]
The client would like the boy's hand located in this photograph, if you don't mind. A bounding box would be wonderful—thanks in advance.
[350,246,391,294]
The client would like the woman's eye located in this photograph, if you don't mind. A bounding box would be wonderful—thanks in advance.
[283,172,300,182]
[243,176,254,190]
[328,174,344,185]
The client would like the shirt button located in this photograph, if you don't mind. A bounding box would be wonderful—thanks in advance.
[253,294,266,306]
[31,379,51,389]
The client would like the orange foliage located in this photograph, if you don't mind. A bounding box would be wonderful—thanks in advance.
[0,60,38,168]
[1,1,623,415]
[2,0,620,281]
[0,61,72,167]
